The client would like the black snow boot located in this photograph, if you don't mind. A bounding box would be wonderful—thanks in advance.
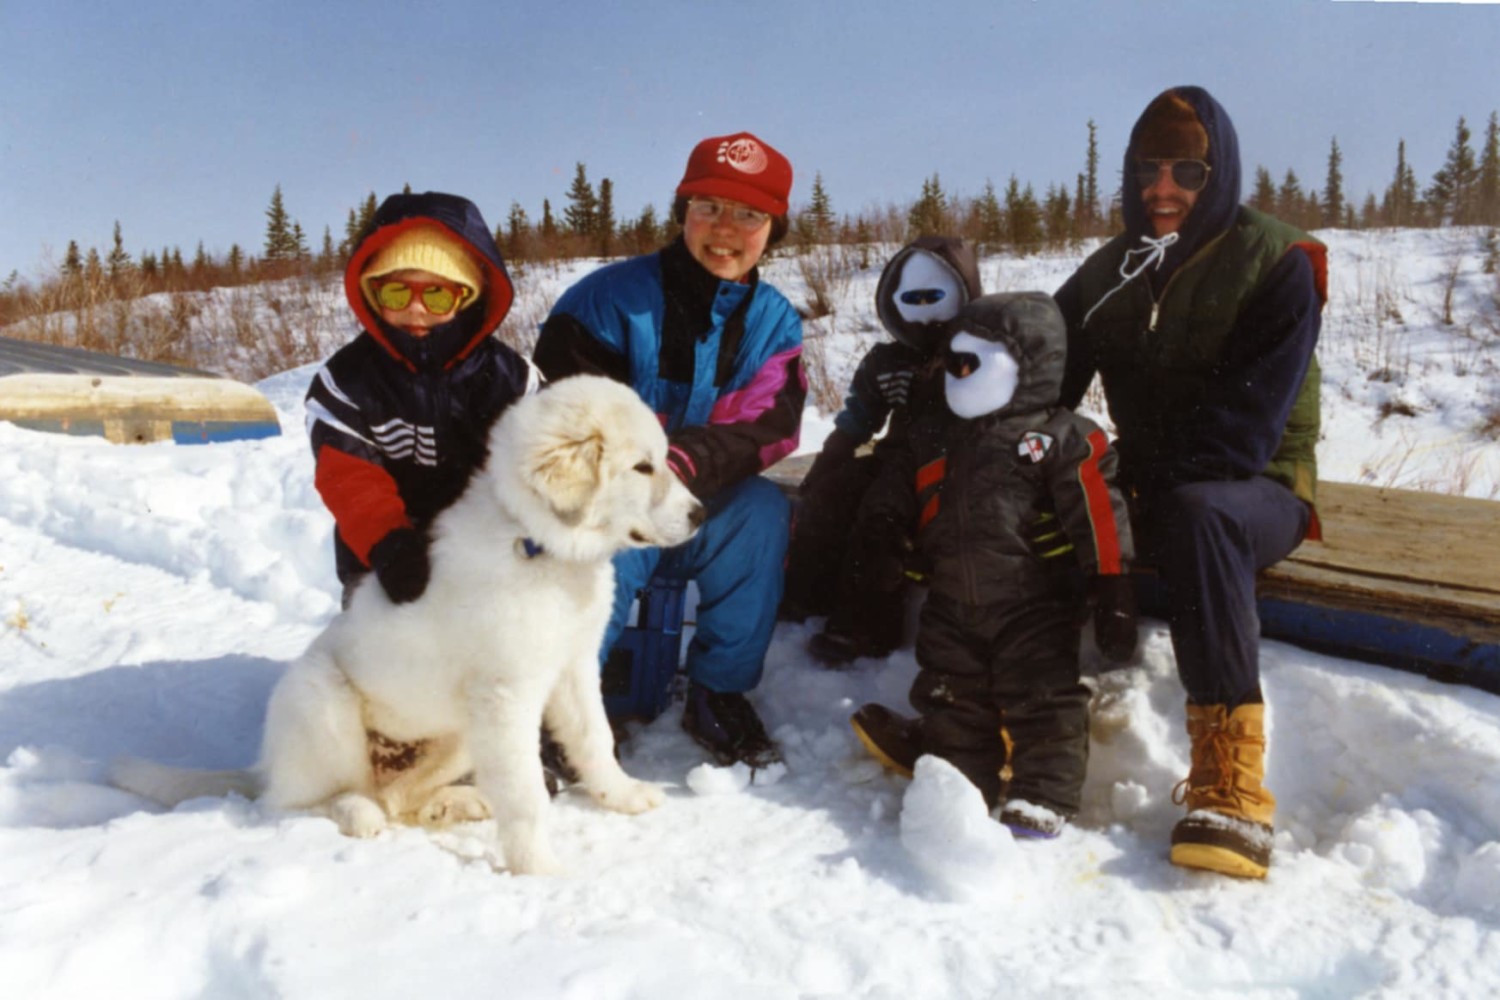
[681,682,784,770]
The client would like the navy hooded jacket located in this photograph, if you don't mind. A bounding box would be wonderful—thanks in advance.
[1055,87,1324,503]
[304,192,539,582]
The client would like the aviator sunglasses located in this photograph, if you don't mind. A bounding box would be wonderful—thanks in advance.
[370,276,473,315]
[1133,159,1212,193]
[686,197,772,231]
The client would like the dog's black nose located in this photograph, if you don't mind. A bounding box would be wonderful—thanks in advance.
[689,502,707,529]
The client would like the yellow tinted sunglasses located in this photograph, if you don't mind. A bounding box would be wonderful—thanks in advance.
[370,277,473,315]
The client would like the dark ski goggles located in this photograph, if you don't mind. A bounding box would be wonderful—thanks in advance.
[1133,159,1212,193]
[943,346,981,378]
[899,288,948,306]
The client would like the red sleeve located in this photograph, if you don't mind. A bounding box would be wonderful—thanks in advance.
[314,445,412,564]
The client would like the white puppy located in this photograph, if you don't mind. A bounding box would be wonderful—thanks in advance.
[114,375,704,875]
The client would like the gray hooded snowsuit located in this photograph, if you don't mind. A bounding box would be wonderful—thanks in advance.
[858,292,1134,814]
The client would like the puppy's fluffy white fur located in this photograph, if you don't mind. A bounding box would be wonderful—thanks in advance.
[113,375,703,875]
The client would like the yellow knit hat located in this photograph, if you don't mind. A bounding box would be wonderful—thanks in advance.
[360,224,484,312]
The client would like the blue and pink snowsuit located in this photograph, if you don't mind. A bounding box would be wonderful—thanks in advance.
[535,237,806,694]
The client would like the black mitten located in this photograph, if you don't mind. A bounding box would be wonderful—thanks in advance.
[1091,574,1139,663]
[369,527,431,604]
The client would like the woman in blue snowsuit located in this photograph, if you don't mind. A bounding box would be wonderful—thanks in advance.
[534,132,805,769]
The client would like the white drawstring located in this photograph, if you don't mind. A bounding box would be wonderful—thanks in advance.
[1080,231,1180,329]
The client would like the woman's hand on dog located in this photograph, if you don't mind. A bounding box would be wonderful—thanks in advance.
[370,527,432,604]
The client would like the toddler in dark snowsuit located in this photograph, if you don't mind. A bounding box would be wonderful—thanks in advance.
[781,237,982,664]
[850,292,1136,837]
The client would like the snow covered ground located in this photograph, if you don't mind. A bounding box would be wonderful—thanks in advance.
[2,229,1499,998]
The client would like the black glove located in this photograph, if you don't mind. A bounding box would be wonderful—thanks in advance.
[1024,511,1075,561]
[368,527,431,604]
[800,428,859,496]
[1091,574,1138,663]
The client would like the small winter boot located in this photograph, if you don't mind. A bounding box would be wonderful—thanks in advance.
[1169,702,1276,879]
[849,703,921,778]
[997,799,1068,840]
[681,682,784,770]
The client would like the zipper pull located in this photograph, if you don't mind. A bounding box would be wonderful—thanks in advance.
[1148,301,1160,332]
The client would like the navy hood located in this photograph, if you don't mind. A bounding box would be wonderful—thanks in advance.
[344,191,514,372]
[1121,86,1241,282]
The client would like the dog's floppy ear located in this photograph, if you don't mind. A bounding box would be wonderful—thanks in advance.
[525,419,606,526]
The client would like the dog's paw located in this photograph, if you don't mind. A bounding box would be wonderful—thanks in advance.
[329,794,389,838]
[593,778,665,815]
[416,785,493,827]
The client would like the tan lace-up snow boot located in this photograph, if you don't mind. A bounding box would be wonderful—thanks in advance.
[1169,702,1276,879]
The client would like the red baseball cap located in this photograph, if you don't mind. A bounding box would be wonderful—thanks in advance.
[675,132,793,217]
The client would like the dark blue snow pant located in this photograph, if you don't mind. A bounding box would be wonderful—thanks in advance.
[602,476,790,694]
[1138,477,1310,708]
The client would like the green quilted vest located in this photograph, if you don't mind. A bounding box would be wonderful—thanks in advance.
[1071,206,1322,505]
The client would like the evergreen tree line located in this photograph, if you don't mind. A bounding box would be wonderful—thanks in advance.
[6,112,1498,326]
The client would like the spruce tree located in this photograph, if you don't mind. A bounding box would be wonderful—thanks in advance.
[1250,166,1277,213]
[1004,176,1043,253]
[106,221,132,283]
[227,245,244,277]
[1477,111,1500,227]
[263,185,299,261]
[505,202,531,261]
[562,163,598,240]
[975,180,1003,253]
[342,208,360,258]
[1042,183,1072,246]
[805,173,834,242]
[596,178,615,257]
[907,174,948,238]
[1382,140,1420,227]
[631,205,661,255]
[1323,138,1345,228]
[63,240,83,280]
[1277,170,1304,224]
[1428,117,1479,225]
[1083,119,1100,234]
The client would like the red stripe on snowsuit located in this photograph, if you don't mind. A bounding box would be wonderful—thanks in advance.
[916,456,946,531]
[313,445,412,564]
[1078,429,1124,575]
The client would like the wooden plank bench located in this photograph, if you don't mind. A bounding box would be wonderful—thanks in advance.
[768,454,1500,694]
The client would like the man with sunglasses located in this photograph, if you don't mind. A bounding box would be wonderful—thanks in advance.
[306,191,539,607]
[535,132,804,771]
[1055,87,1326,879]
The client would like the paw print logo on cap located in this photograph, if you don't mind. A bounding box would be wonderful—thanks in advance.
[717,137,768,174]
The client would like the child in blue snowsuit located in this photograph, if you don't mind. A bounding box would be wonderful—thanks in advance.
[534,132,805,769]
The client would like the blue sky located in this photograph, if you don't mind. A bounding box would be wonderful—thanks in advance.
[2,0,1498,279]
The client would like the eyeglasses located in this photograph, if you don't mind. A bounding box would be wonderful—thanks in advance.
[686,198,772,231]
[370,277,472,315]
[1133,159,1212,193]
